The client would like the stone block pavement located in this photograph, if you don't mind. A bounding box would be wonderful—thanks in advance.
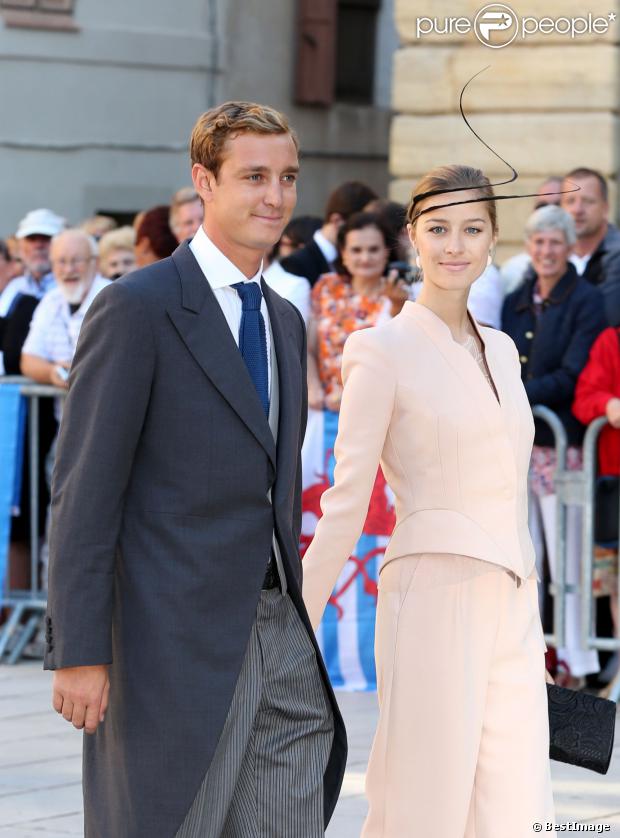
[0,662,619,837]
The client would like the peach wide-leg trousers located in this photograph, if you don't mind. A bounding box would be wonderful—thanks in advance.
[363,553,556,838]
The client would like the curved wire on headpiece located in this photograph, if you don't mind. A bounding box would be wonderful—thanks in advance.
[409,66,580,224]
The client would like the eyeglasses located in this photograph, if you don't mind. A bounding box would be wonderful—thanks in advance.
[52,256,95,269]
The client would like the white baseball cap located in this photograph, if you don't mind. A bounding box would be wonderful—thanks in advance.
[15,208,66,239]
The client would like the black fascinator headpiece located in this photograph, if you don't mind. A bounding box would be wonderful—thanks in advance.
[408,67,579,224]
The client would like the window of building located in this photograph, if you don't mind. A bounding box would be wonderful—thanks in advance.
[0,0,78,31]
[295,0,380,107]
[334,0,380,104]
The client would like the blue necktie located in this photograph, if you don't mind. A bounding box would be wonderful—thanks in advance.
[232,281,270,417]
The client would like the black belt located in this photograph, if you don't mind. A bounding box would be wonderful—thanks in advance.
[262,556,281,590]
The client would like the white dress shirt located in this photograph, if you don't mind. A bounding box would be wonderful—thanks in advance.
[263,260,311,323]
[570,252,591,276]
[313,229,338,269]
[189,227,286,591]
[189,225,272,394]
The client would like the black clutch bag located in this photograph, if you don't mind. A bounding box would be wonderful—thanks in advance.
[547,684,616,774]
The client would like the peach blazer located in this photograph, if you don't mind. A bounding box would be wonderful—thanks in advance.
[302,300,537,630]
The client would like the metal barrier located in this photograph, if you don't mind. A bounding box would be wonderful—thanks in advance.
[531,406,569,655]
[0,376,64,664]
[533,405,620,702]
[581,416,620,701]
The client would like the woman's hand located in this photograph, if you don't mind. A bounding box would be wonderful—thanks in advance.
[605,397,620,429]
[384,271,410,317]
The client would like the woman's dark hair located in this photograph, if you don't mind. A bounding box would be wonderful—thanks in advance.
[334,211,391,278]
[365,200,408,262]
[281,215,322,249]
[324,181,378,223]
[271,215,322,261]
[136,205,178,259]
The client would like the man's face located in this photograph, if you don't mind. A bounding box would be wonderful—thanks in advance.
[561,176,608,239]
[50,233,97,305]
[173,199,204,243]
[19,234,52,279]
[194,132,299,257]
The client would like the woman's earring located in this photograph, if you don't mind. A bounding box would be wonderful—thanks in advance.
[486,251,493,268]
[415,254,422,270]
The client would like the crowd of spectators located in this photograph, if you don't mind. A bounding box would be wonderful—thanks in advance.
[0,166,619,686]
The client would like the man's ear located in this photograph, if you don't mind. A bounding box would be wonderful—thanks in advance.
[327,212,343,227]
[192,163,217,205]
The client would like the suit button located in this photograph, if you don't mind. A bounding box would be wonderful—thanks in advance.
[525,331,533,339]
[519,355,528,363]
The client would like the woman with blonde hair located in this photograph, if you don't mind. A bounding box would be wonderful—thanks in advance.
[98,226,136,280]
[302,164,555,837]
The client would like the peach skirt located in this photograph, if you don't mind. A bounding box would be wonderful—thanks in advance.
[363,553,555,838]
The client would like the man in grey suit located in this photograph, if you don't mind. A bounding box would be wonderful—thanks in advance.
[44,102,346,837]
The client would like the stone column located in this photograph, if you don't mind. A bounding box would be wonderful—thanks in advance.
[389,0,619,261]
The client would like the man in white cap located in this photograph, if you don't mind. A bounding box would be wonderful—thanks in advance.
[0,208,65,374]
[0,209,65,318]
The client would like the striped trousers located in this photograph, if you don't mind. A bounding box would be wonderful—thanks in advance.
[175,589,334,838]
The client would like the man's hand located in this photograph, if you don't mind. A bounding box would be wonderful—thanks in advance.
[606,397,620,429]
[50,362,70,390]
[52,664,110,734]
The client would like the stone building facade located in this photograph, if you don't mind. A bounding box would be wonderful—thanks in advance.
[0,0,397,234]
[389,0,619,260]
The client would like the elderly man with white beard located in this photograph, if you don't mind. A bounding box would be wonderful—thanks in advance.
[21,229,110,394]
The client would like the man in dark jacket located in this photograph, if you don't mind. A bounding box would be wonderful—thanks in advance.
[561,167,620,327]
[45,102,346,838]
[280,180,377,286]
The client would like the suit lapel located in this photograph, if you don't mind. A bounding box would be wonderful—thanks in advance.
[262,279,302,502]
[167,242,276,470]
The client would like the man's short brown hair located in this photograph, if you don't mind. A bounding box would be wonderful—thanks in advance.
[190,101,299,178]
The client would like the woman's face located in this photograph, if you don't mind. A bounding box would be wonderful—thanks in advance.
[103,248,136,280]
[340,226,389,283]
[409,195,496,292]
[526,228,570,284]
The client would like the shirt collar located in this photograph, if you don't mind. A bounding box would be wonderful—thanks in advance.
[20,271,55,295]
[313,229,338,266]
[189,225,263,289]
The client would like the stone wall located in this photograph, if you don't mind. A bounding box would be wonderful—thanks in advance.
[389,0,619,261]
[0,0,396,234]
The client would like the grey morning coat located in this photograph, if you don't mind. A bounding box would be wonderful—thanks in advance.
[43,242,347,838]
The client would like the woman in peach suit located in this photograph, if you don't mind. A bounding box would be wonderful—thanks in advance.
[302,165,556,837]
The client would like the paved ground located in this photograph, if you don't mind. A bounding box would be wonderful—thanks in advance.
[1,663,619,837]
